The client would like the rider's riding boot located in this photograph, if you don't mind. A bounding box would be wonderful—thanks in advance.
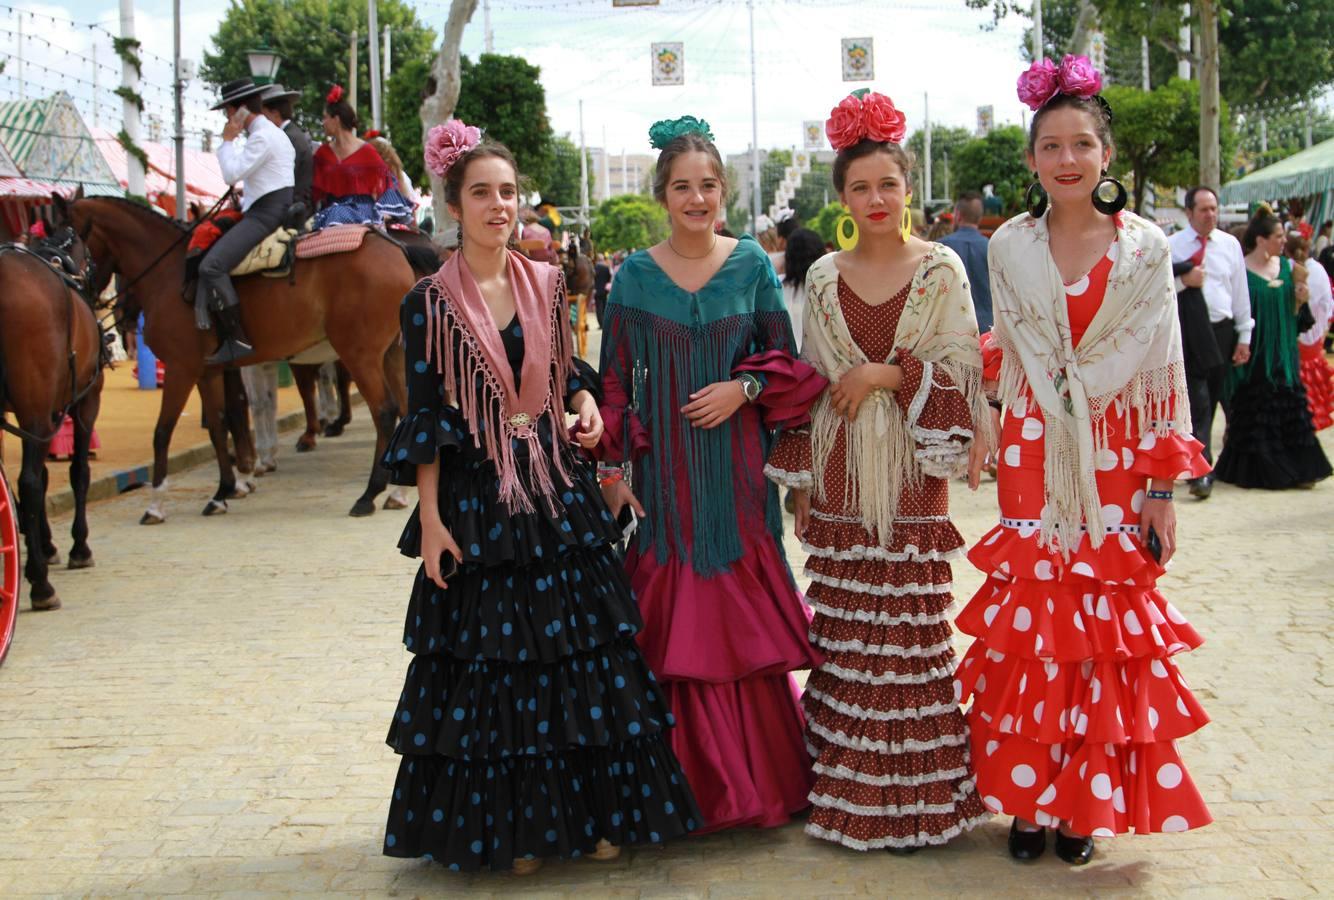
[206,305,255,366]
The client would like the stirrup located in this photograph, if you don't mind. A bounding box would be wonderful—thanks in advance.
[205,339,255,366]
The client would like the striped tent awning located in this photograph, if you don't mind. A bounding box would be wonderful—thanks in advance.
[0,93,122,197]
[0,177,76,198]
[1220,137,1334,204]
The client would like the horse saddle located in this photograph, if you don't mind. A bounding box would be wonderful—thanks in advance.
[231,227,299,278]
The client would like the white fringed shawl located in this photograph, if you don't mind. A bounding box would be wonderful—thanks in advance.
[988,209,1190,553]
[802,246,992,544]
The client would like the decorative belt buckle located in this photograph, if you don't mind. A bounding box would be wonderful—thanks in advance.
[507,412,533,428]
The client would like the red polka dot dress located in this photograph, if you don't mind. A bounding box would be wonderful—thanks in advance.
[955,244,1214,838]
[768,277,988,850]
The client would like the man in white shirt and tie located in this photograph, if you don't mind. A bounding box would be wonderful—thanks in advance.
[1168,186,1253,499]
[196,78,296,365]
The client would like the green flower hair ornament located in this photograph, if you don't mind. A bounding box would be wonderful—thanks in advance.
[648,115,715,150]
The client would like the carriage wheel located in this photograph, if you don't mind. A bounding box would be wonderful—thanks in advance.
[0,467,18,666]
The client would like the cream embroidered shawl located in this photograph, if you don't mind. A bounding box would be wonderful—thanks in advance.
[802,246,991,544]
[989,209,1190,552]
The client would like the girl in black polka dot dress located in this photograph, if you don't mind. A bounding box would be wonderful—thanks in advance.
[379,131,699,874]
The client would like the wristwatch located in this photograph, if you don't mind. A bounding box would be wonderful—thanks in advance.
[736,373,763,403]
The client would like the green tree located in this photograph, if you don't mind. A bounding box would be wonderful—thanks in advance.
[906,125,974,203]
[1103,79,1237,213]
[454,54,553,192]
[811,201,844,246]
[384,53,433,186]
[543,135,591,207]
[951,126,1031,215]
[201,0,434,135]
[590,194,668,253]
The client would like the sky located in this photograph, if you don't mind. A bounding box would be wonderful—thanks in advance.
[25,0,1033,157]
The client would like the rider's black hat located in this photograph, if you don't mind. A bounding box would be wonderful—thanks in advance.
[211,78,268,110]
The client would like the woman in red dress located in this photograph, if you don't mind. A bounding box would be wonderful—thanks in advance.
[958,56,1213,865]
[766,90,990,852]
[310,85,413,229]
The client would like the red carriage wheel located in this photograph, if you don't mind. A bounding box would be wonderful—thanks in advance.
[0,465,18,665]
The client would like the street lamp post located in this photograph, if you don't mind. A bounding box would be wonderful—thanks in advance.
[246,45,284,86]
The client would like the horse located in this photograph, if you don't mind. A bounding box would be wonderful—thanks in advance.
[0,224,106,610]
[54,195,414,522]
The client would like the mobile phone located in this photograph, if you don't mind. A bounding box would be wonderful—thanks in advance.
[438,552,459,580]
[1144,526,1162,562]
[616,505,639,541]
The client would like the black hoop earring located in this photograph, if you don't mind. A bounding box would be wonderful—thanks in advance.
[1025,179,1048,218]
[1092,171,1128,216]
[455,221,463,247]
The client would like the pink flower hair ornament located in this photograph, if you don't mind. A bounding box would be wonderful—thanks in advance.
[825,89,907,152]
[1017,54,1104,111]
[424,118,483,179]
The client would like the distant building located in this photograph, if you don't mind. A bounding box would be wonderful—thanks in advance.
[587,148,657,202]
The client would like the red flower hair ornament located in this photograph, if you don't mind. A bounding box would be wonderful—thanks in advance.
[825,89,907,152]
[1017,54,1103,111]
[363,129,381,140]
[326,84,345,105]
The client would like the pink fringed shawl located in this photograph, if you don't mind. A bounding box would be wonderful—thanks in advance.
[423,249,575,513]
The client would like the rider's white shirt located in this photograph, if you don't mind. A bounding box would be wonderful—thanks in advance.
[217,114,296,211]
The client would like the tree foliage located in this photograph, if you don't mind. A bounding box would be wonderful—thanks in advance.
[811,201,844,246]
[906,125,975,202]
[590,195,667,253]
[385,53,433,186]
[454,54,553,194]
[544,135,592,208]
[950,125,1031,215]
[1103,79,1237,212]
[201,0,434,136]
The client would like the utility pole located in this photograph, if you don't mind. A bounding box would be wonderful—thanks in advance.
[484,0,493,53]
[119,0,145,196]
[923,92,931,208]
[349,30,358,112]
[383,26,392,84]
[1198,0,1220,187]
[1031,0,1043,61]
[747,0,760,231]
[578,99,589,227]
[1305,102,1314,149]
[368,0,382,130]
[1178,4,1192,79]
[173,0,185,219]
[601,125,610,203]
[1141,36,1151,90]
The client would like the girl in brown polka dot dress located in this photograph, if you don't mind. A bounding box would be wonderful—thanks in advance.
[766,91,992,852]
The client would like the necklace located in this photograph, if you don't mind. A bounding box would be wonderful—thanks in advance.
[667,234,717,260]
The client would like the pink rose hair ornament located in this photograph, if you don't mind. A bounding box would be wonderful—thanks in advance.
[826,89,913,248]
[1017,54,1126,219]
[424,118,483,179]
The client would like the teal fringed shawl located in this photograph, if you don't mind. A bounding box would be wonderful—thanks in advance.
[600,236,796,576]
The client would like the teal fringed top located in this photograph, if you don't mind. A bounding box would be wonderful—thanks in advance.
[1228,255,1301,399]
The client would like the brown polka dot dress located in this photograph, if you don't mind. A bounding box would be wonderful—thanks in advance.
[768,276,988,850]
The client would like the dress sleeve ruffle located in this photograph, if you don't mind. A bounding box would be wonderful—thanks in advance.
[733,349,828,429]
[894,351,975,479]
[1130,428,1212,481]
[381,408,465,486]
[980,330,1003,383]
[764,428,813,489]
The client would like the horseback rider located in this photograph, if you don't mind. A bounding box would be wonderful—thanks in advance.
[198,77,295,365]
[260,83,314,228]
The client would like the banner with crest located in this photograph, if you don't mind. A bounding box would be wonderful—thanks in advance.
[652,43,684,86]
[841,37,873,81]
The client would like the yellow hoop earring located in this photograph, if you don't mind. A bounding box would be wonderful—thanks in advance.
[901,193,914,243]
[835,211,859,251]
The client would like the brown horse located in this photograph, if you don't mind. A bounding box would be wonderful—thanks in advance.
[0,234,105,609]
[56,195,413,521]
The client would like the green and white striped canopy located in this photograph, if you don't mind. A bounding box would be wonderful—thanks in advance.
[1220,137,1334,204]
[0,92,122,196]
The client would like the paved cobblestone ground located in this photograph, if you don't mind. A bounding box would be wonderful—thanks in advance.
[1,408,1331,898]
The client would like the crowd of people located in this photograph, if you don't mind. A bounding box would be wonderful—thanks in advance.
[197,51,1330,878]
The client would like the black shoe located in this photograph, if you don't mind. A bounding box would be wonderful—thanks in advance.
[1053,831,1095,865]
[205,306,254,365]
[885,845,920,856]
[1007,820,1046,861]
[1188,474,1213,500]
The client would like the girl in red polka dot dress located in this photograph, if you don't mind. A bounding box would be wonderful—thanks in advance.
[957,58,1213,865]
[767,90,992,852]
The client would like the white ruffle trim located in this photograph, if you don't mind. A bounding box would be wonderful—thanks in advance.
[806,687,960,722]
[805,570,954,599]
[806,812,991,851]
[762,462,813,490]
[803,541,964,564]
[810,635,955,659]
[819,659,958,686]
[812,759,971,788]
[805,598,957,627]
[809,778,979,819]
[807,721,968,754]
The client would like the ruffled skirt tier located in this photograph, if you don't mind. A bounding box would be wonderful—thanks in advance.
[799,514,987,850]
[956,524,1213,837]
[1298,342,1334,432]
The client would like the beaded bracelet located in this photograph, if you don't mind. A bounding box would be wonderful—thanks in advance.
[1146,489,1174,501]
